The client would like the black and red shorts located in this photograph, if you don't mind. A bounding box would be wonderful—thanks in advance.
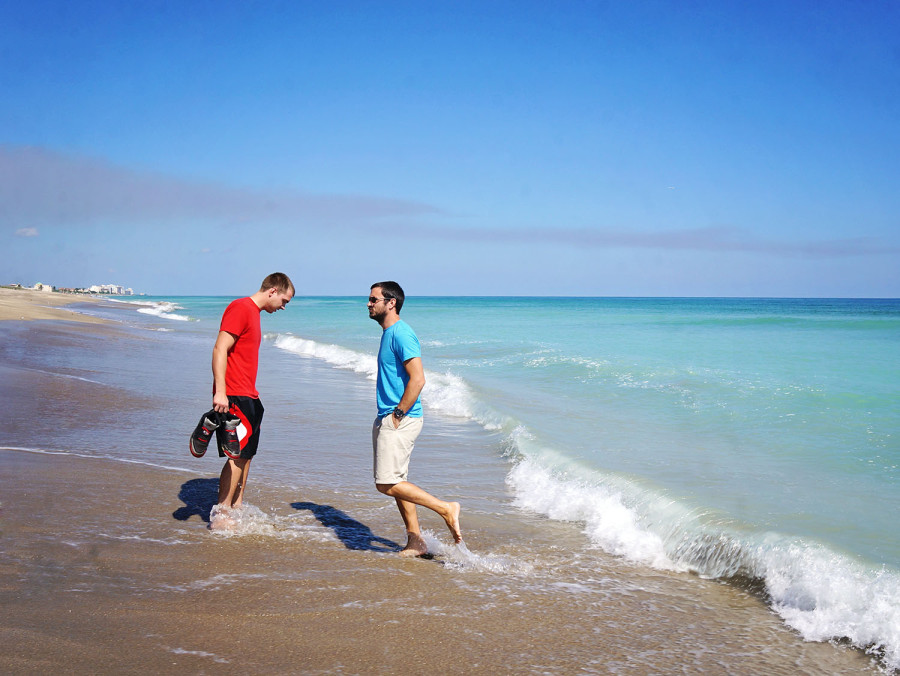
[218,396,264,459]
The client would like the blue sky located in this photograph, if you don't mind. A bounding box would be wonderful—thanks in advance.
[2,0,898,297]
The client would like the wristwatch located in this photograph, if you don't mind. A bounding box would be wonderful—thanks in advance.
[392,407,406,420]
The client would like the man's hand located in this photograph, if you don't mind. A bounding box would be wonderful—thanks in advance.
[213,391,230,414]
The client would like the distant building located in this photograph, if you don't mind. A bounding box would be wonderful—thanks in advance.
[88,284,133,295]
[33,282,54,293]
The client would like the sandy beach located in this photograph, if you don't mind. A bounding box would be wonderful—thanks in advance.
[0,287,109,324]
[0,293,882,674]
[2,450,877,675]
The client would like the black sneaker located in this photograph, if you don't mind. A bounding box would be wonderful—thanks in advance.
[189,410,220,458]
[218,415,242,459]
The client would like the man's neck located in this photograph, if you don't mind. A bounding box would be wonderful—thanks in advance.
[380,313,400,330]
[248,290,268,311]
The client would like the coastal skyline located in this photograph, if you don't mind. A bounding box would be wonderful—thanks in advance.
[2,1,899,297]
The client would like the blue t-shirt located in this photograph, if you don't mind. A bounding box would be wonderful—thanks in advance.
[376,320,423,418]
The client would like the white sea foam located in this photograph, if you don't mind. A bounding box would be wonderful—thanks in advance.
[208,503,296,538]
[273,334,377,379]
[420,371,476,420]
[762,539,900,670]
[507,457,675,570]
[135,301,192,322]
[207,502,338,543]
[422,533,534,575]
[505,452,900,671]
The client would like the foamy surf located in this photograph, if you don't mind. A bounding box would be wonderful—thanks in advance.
[104,297,193,321]
[506,453,900,671]
[421,533,534,575]
[507,457,675,570]
[272,334,377,379]
[763,540,900,669]
[208,503,304,538]
[206,503,350,545]
[136,301,192,322]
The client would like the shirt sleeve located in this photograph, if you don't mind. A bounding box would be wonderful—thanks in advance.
[393,323,421,362]
[220,299,249,337]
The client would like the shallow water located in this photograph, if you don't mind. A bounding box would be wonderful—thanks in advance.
[2,294,898,671]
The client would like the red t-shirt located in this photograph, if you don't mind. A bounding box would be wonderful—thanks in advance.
[218,296,262,398]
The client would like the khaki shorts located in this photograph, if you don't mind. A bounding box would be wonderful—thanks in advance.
[372,414,424,484]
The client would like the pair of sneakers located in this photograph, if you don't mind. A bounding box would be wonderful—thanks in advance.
[189,409,241,459]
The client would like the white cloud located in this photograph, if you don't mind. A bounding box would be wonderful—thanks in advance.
[413,224,900,258]
[15,227,38,237]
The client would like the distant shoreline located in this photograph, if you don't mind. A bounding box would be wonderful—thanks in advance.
[0,287,109,323]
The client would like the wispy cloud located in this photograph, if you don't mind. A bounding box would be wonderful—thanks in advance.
[415,224,899,258]
[0,145,441,228]
[3,145,895,260]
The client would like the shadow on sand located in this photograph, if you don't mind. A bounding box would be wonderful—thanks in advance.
[172,477,219,523]
[291,501,401,553]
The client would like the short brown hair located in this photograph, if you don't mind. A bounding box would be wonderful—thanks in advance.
[371,280,404,313]
[260,272,294,295]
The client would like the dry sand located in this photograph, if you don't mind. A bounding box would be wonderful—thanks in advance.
[0,287,109,323]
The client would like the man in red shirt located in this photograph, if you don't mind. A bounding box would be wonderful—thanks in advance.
[210,272,294,525]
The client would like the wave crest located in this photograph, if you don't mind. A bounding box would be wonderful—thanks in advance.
[505,454,900,670]
[135,301,192,322]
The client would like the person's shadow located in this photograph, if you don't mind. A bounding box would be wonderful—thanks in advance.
[172,478,219,523]
[291,501,400,553]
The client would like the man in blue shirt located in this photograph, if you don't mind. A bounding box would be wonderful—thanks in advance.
[368,281,462,556]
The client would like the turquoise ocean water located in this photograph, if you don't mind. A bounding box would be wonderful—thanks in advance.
[96,295,899,667]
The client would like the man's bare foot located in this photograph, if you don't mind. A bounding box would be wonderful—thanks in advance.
[399,531,428,557]
[443,502,462,543]
[209,514,235,530]
[209,504,238,531]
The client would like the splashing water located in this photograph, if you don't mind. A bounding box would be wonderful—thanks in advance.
[421,532,534,575]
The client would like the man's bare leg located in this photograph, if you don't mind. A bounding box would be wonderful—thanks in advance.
[377,481,462,545]
[231,458,250,508]
[218,457,251,508]
[394,496,427,557]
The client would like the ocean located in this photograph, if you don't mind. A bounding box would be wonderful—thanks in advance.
[24,294,900,670]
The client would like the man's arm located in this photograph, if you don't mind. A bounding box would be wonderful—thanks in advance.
[212,330,237,413]
[392,356,425,426]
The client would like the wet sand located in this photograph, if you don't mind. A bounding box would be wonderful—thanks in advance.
[0,296,882,674]
[3,449,879,675]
